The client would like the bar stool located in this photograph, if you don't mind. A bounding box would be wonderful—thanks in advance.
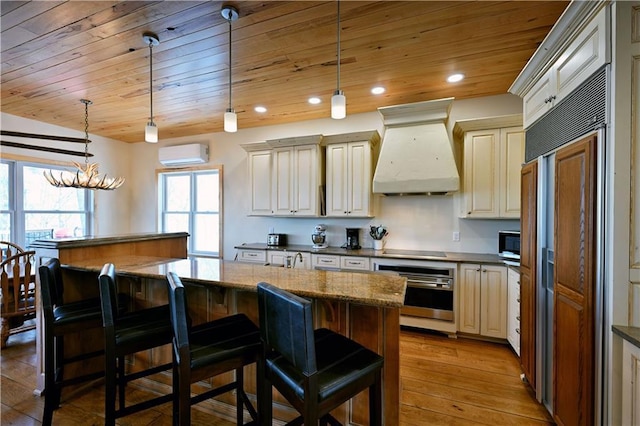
[256,282,384,426]
[39,258,118,426]
[98,263,173,425]
[166,272,261,425]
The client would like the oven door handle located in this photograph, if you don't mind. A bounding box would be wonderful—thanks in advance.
[406,278,452,290]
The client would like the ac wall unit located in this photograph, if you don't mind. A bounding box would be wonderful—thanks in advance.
[159,143,209,167]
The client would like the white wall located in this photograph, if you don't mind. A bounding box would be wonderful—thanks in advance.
[129,94,523,259]
[0,112,132,235]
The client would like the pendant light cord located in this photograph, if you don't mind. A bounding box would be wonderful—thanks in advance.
[336,0,341,91]
[148,40,154,123]
[228,16,232,111]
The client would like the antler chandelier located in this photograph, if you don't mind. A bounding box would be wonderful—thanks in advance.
[44,99,125,190]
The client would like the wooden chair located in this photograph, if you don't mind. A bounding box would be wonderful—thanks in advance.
[0,240,25,260]
[0,250,36,348]
[256,282,384,426]
[166,272,260,425]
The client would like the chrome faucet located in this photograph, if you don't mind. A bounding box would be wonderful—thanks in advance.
[292,252,303,268]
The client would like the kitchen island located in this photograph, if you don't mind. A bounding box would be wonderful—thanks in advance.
[33,235,406,425]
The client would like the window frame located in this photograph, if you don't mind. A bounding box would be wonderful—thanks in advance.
[1,158,94,248]
[158,165,223,258]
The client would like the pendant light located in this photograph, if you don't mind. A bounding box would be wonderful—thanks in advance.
[44,99,125,190]
[143,32,160,143]
[331,0,346,119]
[222,5,239,132]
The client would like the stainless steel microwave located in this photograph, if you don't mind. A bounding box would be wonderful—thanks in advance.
[498,230,521,260]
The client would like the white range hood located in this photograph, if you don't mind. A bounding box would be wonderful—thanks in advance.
[373,98,460,195]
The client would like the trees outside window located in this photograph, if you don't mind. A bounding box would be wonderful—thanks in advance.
[0,160,92,248]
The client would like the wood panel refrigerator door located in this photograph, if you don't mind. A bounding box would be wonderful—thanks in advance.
[553,135,596,426]
[520,161,538,391]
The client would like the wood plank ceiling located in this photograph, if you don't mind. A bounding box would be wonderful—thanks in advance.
[1,1,569,144]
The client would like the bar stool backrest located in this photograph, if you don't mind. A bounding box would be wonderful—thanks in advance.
[257,282,317,376]
[166,272,191,357]
[98,263,122,329]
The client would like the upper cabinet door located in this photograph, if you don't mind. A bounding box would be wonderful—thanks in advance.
[325,143,348,216]
[293,144,320,216]
[464,129,500,218]
[324,132,377,217]
[499,128,525,218]
[272,147,294,215]
[463,127,524,219]
[247,150,273,215]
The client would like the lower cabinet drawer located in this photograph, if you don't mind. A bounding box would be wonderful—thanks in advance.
[312,254,340,269]
[340,256,370,271]
[237,249,267,263]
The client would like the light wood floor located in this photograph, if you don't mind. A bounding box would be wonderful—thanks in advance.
[1,325,553,425]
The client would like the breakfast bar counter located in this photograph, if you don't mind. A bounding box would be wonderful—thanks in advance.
[32,235,405,424]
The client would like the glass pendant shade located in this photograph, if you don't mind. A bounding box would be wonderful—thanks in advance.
[145,121,158,143]
[224,109,237,133]
[331,90,346,119]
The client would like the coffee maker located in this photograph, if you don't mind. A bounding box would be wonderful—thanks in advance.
[345,228,361,250]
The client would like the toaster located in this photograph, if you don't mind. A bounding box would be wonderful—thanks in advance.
[267,233,286,246]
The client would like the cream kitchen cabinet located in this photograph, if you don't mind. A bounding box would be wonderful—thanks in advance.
[458,263,508,339]
[323,131,380,217]
[507,267,521,356]
[462,126,524,219]
[622,339,640,426]
[311,253,370,271]
[272,143,323,216]
[241,135,324,217]
[246,149,272,215]
[521,7,607,128]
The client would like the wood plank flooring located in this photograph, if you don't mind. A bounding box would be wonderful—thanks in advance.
[1,324,553,425]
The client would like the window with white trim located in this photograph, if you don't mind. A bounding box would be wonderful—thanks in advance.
[0,159,93,248]
[159,167,222,257]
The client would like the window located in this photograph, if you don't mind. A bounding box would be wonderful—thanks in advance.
[159,167,222,257]
[0,159,93,248]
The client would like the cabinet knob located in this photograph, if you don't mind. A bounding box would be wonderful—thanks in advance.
[476,268,481,272]
[516,315,521,321]
[516,328,520,334]
[517,298,521,303]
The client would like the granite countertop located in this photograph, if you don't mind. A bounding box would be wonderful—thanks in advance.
[62,255,407,308]
[613,325,640,348]
[235,242,508,265]
[30,232,189,249]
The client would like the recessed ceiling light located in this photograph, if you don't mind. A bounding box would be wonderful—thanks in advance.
[371,86,386,95]
[447,73,464,83]
[308,97,322,105]
[254,106,267,113]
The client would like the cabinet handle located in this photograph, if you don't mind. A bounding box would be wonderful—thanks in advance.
[516,328,520,334]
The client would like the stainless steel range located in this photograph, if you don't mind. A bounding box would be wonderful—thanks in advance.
[373,258,457,335]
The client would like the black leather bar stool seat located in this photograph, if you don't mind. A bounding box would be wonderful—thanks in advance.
[39,258,127,426]
[257,282,384,426]
[166,272,261,426]
[98,263,173,426]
